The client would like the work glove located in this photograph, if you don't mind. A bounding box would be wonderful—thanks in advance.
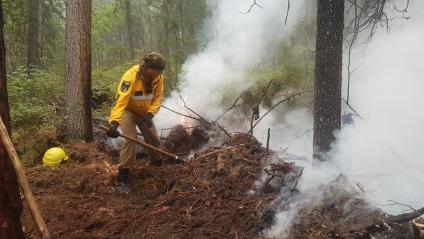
[106,122,120,138]
[143,113,154,128]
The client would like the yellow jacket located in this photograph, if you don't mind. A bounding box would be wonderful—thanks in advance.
[109,65,164,124]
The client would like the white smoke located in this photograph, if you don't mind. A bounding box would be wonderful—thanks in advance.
[332,1,424,214]
[156,0,308,137]
[158,0,424,237]
[266,1,424,238]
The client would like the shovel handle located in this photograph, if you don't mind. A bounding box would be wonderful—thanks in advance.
[99,125,178,160]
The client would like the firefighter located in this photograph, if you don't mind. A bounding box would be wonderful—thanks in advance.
[106,52,165,193]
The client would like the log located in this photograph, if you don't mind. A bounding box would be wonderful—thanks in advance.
[0,117,51,239]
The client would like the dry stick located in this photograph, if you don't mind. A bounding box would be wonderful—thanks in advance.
[177,96,232,139]
[179,95,210,125]
[157,125,198,131]
[241,0,263,14]
[247,90,312,134]
[214,83,255,122]
[386,200,417,213]
[367,206,424,232]
[249,109,256,136]
[342,98,364,120]
[256,79,274,110]
[266,128,271,156]
[216,123,232,139]
[195,144,247,161]
[249,79,274,135]
[284,0,290,25]
[0,117,51,239]
[389,206,424,224]
[99,125,179,160]
[161,105,203,123]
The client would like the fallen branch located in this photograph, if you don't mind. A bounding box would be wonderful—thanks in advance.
[367,206,424,232]
[179,95,210,125]
[194,144,247,161]
[266,128,270,156]
[284,0,291,25]
[214,83,255,122]
[216,123,232,139]
[0,117,51,239]
[249,79,274,135]
[161,105,202,123]
[241,0,263,14]
[390,207,424,224]
[177,96,232,139]
[342,98,364,120]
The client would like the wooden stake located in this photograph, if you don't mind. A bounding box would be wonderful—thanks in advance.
[0,117,51,239]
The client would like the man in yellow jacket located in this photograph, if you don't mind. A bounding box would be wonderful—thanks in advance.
[106,52,165,193]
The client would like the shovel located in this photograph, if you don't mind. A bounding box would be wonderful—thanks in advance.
[99,125,179,160]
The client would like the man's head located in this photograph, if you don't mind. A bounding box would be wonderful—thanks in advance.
[139,52,166,80]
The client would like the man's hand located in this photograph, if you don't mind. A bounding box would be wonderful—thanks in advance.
[143,113,154,128]
[107,122,120,138]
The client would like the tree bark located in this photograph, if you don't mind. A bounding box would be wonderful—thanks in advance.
[27,0,42,70]
[0,1,25,238]
[313,0,344,160]
[125,0,135,60]
[64,0,93,142]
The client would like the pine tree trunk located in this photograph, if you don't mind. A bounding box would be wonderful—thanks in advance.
[27,0,41,70]
[313,0,344,160]
[125,0,135,60]
[0,1,24,237]
[64,0,93,142]
[160,0,170,58]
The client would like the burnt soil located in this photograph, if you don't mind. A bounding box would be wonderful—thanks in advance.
[20,126,418,239]
[21,129,285,239]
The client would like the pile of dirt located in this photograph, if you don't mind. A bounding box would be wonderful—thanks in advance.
[21,131,298,239]
[283,178,416,239]
[163,125,209,155]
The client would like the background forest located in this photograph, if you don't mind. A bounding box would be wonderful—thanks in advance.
[3,0,315,140]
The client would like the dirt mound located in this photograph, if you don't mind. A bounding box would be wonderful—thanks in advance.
[21,133,297,239]
[163,125,209,155]
[284,178,415,239]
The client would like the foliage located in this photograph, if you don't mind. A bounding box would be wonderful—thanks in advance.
[3,0,316,138]
[3,0,28,71]
[219,17,316,115]
[92,2,126,67]
[8,67,63,130]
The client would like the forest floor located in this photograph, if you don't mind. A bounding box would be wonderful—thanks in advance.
[20,124,420,239]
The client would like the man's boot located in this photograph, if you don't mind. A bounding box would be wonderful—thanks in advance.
[115,168,130,194]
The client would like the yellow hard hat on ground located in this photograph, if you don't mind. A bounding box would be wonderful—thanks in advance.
[43,147,69,167]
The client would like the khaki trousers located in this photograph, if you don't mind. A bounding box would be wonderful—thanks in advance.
[119,110,161,169]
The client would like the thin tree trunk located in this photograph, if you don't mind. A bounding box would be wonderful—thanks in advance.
[0,1,24,237]
[64,0,93,142]
[313,0,344,160]
[27,0,42,71]
[125,0,135,60]
[160,0,170,58]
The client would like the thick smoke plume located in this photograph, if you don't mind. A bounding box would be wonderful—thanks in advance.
[156,0,308,144]
[267,1,424,238]
[160,0,423,238]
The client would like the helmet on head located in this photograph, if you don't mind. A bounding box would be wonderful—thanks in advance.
[43,147,69,167]
[140,52,166,71]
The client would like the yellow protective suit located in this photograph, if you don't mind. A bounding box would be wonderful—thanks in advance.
[109,65,164,124]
